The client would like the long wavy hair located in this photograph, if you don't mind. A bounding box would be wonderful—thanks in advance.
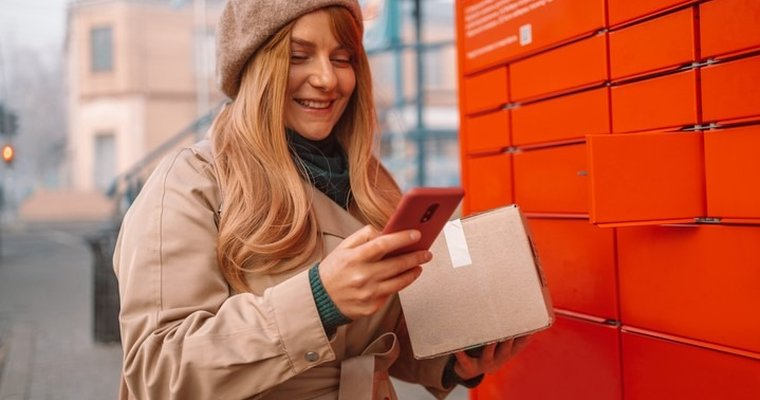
[211,6,400,293]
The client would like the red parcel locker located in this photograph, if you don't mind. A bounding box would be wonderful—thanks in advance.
[457,0,606,74]
[510,33,608,102]
[701,55,760,123]
[622,329,760,400]
[527,218,618,320]
[608,7,696,81]
[463,153,513,215]
[587,131,705,226]
[608,0,697,27]
[462,66,508,115]
[611,69,699,133]
[617,224,760,353]
[513,143,588,215]
[512,87,610,146]
[704,125,760,220]
[472,315,622,400]
[700,0,760,58]
[463,109,510,155]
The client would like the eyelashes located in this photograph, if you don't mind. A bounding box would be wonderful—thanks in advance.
[289,54,353,66]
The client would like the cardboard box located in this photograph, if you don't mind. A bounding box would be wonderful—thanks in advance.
[463,109,510,154]
[609,7,696,81]
[399,205,553,359]
[510,33,608,102]
[618,225,760,353]
[705,126,760,220]
[622,328,760,399]
[611,69,698,133]
[475,315,622,400]
[512,87,610,146]
[587,131,705,226]
[700,0,760,59]
[514,142,589,214]
[457,0,605,74]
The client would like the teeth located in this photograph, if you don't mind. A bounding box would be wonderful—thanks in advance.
[295,99,331,109]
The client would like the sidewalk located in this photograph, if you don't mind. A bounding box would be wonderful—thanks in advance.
[0,221,122,399]
[0,222,469,399]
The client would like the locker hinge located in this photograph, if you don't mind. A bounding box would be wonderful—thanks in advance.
[680,59,718,71]
[696,217,722,224]
[505,146,520,154]
[682,123,719,132]
[692,59,718,68]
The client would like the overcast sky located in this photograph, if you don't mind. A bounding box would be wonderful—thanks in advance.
[0,0,69,54]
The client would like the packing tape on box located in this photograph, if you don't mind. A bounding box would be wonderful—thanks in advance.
[443,219,472,268]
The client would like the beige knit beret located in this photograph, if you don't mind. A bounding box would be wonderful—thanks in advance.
[216,0,364,98]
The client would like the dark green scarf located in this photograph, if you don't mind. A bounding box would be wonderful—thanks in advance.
[286,129,351,209]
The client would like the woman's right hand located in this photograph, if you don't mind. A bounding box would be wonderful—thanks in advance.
[318,225,432,320]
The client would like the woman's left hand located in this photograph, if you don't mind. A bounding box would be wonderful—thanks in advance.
[452,336,532,380]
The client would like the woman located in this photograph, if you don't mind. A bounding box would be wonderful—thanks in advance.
[114,1,525,398]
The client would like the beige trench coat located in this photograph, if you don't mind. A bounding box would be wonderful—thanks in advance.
[113,140,453,400]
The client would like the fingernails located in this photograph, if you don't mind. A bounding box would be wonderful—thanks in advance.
[409,230,420,241]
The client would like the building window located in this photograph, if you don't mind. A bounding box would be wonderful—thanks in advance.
[94,133,116,190]
[91,26,113,72]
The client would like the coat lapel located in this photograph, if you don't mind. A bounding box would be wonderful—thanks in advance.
[305,181,365,240]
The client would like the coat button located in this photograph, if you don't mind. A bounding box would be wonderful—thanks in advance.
[304,351,319,362]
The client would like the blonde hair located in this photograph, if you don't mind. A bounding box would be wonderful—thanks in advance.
[212,7,400,293]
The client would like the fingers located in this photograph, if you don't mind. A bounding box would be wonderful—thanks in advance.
[340,225,380,249]
[454,350,477,374]
[356,229,421,260]
[512,335,531,354]
[479,342,499,365]
[453,337,533,379]
[341,226,424,261]
[374,250,432,280]
[375,266,423,295]
[320,226,430,320]
[493,340,515,364]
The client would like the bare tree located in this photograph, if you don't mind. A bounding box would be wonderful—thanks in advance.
[1,42,67,211]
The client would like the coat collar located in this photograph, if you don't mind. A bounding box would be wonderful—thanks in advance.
[305,181,365,240]
[192,139,366,240]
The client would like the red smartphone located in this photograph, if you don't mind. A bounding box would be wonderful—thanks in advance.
[382,187,465,258]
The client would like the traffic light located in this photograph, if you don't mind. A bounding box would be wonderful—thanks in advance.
[2,144,14,165]
[0,103,19,137]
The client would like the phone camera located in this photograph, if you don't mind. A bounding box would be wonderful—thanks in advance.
[420,203,439,223]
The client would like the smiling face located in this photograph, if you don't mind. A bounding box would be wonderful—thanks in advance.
[284,10,357,141]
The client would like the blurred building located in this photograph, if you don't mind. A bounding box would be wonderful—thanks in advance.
[64,0,459,198]
[65,0,224,192]
[370,0,460,189]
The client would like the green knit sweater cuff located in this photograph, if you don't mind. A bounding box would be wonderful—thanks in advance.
[309,263,351,330]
